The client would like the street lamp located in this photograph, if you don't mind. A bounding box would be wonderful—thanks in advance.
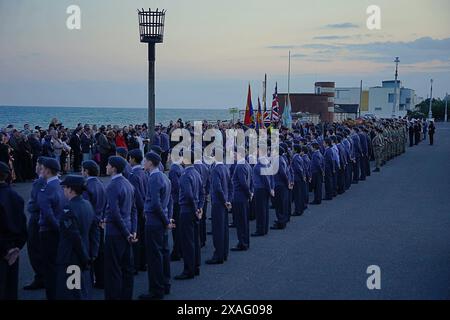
[428,79,433,120]
[392,57,400,118]
[138,8,166,144]
[445,92,448,123]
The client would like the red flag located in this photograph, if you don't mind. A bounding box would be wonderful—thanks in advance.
[244,84,255,126]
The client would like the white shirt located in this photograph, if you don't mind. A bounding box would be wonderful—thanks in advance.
[46,176,59,184]
[149,168,160,176]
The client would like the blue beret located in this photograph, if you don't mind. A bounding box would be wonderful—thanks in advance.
[108,156,127,173]
[0,161,10,175]
[60,175,86,189]
[128,149,143,162]
[82,160,99,175]
[145,152,161,166]
[116,147,128,158]
[150,145,162,155]
[43,158,61,172]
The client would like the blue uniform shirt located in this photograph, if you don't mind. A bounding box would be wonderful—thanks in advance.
[210,163,232,205]
[104,174,137,238]
[179,166,204,212]
[168,163,184,205]
[83,176,107,224]
[144,168,171,227]
[231,160,252,202]
[38,176,66,232]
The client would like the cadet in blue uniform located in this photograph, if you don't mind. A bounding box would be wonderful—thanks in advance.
[300,146,311,210]
[0,162,27,300]
[194,159,210,248]
[168,160,184,261]
[330,136,340,197]
[150,145,166,172]
[175,161,204,279]
[160,130,170,171]
[251,157,274,236]
[336,136,348,195]
[323,138,335,201]
[351,128,362,184]
[128,149,148,272]
[342,131,354,190]
[357,128,368,181]
[206,152,232,264]
[104,156,137,300]
[292,145,305,216]
[139,152,173,300]
[116,148,132,180]
[272,147,291,230]
[82,160,107,289]
[56,175,99,300]
[230,152,252,251]
[37,158,66,300]
[23,157,46,291]
[310,143,324,205]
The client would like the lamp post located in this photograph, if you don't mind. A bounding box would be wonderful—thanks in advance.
[445,92,448,123]
[392,57,400,118]
[428,79,433,120]
[138,8,166,144]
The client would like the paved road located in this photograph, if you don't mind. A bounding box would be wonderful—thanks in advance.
[14,123,450,300]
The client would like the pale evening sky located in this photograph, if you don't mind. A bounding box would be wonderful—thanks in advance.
[0,0,449,109]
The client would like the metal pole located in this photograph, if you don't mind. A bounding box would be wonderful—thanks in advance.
[428,79,433,120]
[148,42,156,144]
[445,92,448,123]
[359,80,363,118]
[392,57,400,118]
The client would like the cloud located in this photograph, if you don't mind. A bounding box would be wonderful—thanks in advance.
[266,45,300,50]
[291,53,307,58]
[325,23,359,29]
[313,35,351,40]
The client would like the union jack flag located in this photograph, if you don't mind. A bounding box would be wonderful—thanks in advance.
[271,83,280,122]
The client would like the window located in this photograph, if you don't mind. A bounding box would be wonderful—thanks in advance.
[375,107,382,111]
[406,98,411,104]
[388,93,395,103]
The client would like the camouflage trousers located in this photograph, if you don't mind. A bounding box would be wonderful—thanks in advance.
[374,148,383,169]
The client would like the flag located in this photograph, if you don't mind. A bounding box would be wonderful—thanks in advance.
[256,97,264,130]
[282,95,292,128]
[271,83,280,122]
[244,84,255,126]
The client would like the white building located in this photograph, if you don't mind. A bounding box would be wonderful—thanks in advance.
[367,80,416,118]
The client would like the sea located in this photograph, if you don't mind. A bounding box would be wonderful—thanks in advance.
[0,106,233,129]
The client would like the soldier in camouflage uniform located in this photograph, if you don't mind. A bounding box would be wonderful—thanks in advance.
[372,128,384,172]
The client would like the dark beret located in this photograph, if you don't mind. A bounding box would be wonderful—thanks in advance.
[128,149,143,163]
[145,152,161,166]
[37,156,47,165]
[60,175,86,189]
[293,144,302,153]
[116,147,128,158]
[150,145,162,155]
[82,160,99,175]
[42,158,61,172]
[0,161,10,175]
[278,146,286,155]
[108,156,127,173]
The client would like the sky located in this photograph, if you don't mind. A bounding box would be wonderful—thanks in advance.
[0,0,449,109]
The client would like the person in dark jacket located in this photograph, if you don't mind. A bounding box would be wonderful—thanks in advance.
[69,129,82,172]
[251,156,274,236]
[168,161,184,261]
[310,142,324,205]
[206,150,232,265]
[139,152,173,300]
[0,162,27,300]
[104,156,137,300]
[23,157,46,291]
[37,158,66,300]
[428,121,436,146]
[82,160,107,289]
[175,162,204,279]
[230,151,252,251]
[323,138,335,201]
[128,149,148,272]
[56,175,99,300]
